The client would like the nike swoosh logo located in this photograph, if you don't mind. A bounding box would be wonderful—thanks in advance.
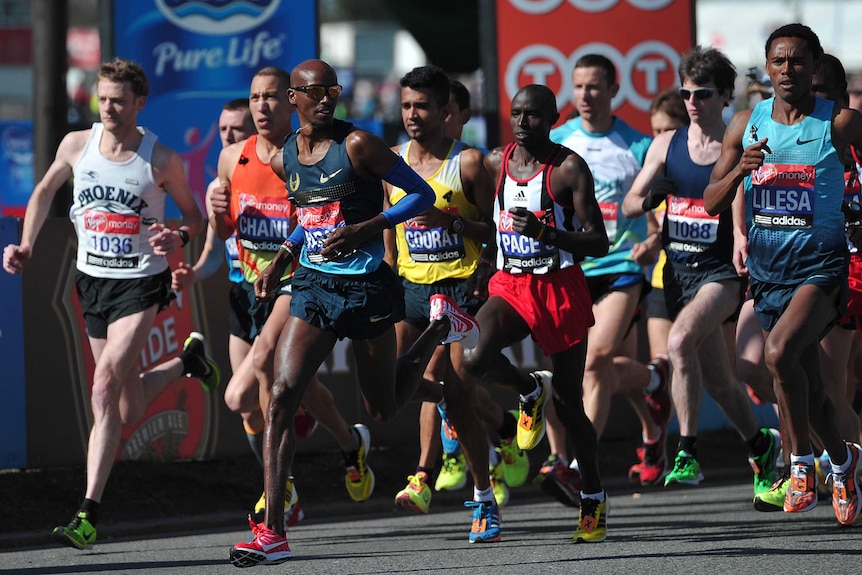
[260,540,286,552]
[796,137,818,145]
[82,526,95,540]
[320,169,343,183]
[369,313,392,323]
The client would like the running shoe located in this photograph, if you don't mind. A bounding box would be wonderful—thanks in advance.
[536,454,581,507]
[490,460,510,506]
[497,432,529,488]
[465,500,501,543]
[815,451,833,500]
[429,294,480,349]
[250,478,305,530]
[435,452,468,491]
[229,516,293,567]
[573,494,607,543]
[753,472,789,512]
[518,370,551,451]
[395,471,432,514]
[343,424,375,502]
[664,451,703,486]
[645,355,672,427]
[182,332,221,392]
[637,434,668,486]
[437,403,460,455]
[831,442,862,526]
[628,448,644,486]
[52,511,97,550]
[784,460,817,513]
[749,428,781,497]
[294,404,318,440]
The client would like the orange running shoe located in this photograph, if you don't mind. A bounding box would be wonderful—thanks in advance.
[832,442,862,526]
[784,460,817,513]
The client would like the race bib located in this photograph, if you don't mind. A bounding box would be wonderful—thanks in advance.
[83,209,141,269]
[750,163,815,229]
[666,196,719,251]
[298,202,347,263]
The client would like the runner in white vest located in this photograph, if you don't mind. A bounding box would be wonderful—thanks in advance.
[2,58,218,550]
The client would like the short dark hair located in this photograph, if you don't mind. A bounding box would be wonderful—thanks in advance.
[649,88,689,126]
[449,79,471,112]
[574,54,616,85]
[224,98,250,111]
[255,66,291,92]
[678,46,737,98]
[516,84,558,117]
[98,58,149,97]
[765,23,823,60]
[400,65,450,108]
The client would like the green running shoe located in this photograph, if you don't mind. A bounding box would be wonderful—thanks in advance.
[664,451,704,486]
[498,419,529,487]
[754,473,789,512]
[395,471,432,514]
[490,460,510,506]
[435,452,468,491]
[52,511,97,550]
[749,428,781,497]
[182,332,221,392]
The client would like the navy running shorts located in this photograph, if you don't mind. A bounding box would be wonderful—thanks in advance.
[401,277,484,330]
[290,263,405,340]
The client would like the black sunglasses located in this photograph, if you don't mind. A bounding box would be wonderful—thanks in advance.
[679,87,714,101]
[291,84,343,101]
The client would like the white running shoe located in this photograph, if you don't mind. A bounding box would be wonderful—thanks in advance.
[429,294,480,349]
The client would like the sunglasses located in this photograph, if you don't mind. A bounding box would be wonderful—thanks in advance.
[291,84,343,101]
[679,87,714,101]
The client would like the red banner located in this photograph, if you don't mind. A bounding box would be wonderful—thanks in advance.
[0,28,32,65]
[495,0,694,139]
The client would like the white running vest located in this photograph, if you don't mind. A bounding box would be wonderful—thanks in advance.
[70,123,167,278]
[493,143,580,274]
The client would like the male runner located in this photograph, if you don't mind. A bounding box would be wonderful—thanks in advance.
[2,58,218,549]
[704,23,862,525]
[464,84,610,543]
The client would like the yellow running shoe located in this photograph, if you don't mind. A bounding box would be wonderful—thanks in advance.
[490,461,510,506]
[518,371,551,450]
[395,471,432,513]
[343,424,375,502]
[573,495,607,543]
[435,452,468,491]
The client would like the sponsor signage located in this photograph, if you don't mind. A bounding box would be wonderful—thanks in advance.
[113,0,318,216]
[495,0,694,138]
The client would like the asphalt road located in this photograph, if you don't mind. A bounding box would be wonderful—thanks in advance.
[4,479,860,575]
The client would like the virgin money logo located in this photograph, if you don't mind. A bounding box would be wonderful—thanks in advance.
[155,0,281,35]
[752,164,778,186]
[86,213,108,232]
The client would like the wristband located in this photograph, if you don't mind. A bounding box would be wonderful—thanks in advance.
[280,240,300,258]
[176,229,190,247]
[536,225,546,242]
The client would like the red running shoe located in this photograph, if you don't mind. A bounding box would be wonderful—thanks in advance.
[229,516,293,567]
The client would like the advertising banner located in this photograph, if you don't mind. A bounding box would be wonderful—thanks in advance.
[113,0,318,217]
[495,0,694,139]
[0,121,34,218]
[0,217,26,469]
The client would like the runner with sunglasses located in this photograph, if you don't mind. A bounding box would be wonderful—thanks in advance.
[229,59,468,566]
[622,46,780,495]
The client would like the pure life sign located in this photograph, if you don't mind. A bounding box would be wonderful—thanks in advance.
[113,0,317,216]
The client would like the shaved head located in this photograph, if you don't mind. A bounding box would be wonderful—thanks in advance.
[516,85,558,115]
[290,59,337,87]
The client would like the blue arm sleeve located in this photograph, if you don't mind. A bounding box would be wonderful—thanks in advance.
[380,158,435,227]
[287,223,305,245]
